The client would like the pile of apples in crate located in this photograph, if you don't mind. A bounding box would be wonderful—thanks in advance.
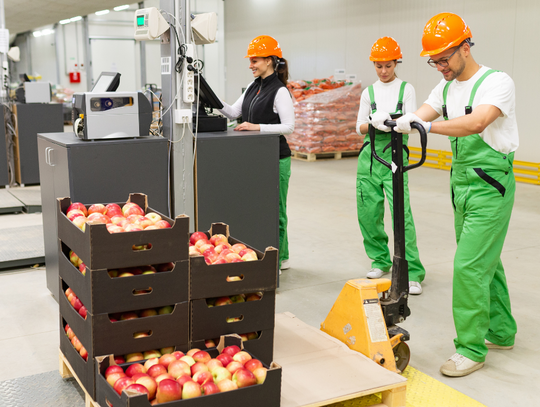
[105,345,267,403]
[64,324,88,361]
[189,231,258,264]
[64,287,88,319]
[65,201,171,233]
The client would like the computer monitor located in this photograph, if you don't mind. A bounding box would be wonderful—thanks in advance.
[19,73,31,82]
[194,72,223,111]
[91,72,121,93]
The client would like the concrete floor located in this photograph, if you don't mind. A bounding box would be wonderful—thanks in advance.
[0,159,538,406]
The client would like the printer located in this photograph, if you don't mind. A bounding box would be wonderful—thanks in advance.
[72,72,153,140]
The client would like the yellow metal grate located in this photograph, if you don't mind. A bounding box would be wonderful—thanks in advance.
[326,366,486,407]
[408,146,540,185]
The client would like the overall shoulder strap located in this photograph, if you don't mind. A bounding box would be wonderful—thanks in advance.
[395,81,407,114]
[465,69,499,114]
[368,85,377,113]
[442,81,453,120]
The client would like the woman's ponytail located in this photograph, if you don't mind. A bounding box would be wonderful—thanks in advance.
[271,56,289,86]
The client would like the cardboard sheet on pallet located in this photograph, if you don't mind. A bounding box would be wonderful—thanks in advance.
[274,312,406,407]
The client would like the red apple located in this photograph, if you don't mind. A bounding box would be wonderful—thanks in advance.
[231,243,247,254]
[67,202,88,216]
[105,365,124,379]
[206,359,223,372]
[244,359,263,373]
[122,202,145,217]
[246,293,262,301]
[156,379,182,403]
[147,364,167,378]
[191,362,209,376]
[78,263,86,275]
[144,358,160,371]
[186,348,201,357]
[210,234,228,246]
[107,225,125,234]
[79,346,88,361]
[193,370,213,386]
[145,212,162,223]
[131,373,148,382]
[78,305,87,319]
[211,366,231,383]
[172,351,185,360]
[124,224,143,232]
[241,251,258,261]
[221,345,241,358]
[155,373,174,384]
[190,231,208,245]
[114,376,134,395]
[72,297,83,312]
[140,308,158,318]
[110,215,127,225]
[106,371,126,387]
[144,350,162,360]
[124,383,150,400]
[88,203,106,215]
[214,243,231,254]
[67,209,85,221]
[217,378,238,392]
[182,380,202,399]
[135,375,157,400]
[126,214,144,224]
[226,361,243,375]
[141,265,157,274]
[205,339,217,349]
[189,246,201,257]
[253,367,267,384]
[213,258,227,264]
[192,351,211,364]
[69,251,83,267]
[155,220,171,229]
[216,353,233,368]
[203,247,218,263]
[120,312,138,321]
[72,216,87,231]
[115,356,126,364]
[232,367,257,388]
[125,363,147,377]
[159,353,177,370]
[225,252,242,262]
[214,297,233,306]
[176,374,193,387]
[194,239,211,251]
[157,262,175,272]
[135,216,154,229]
[87,213,110,224]
[180,355,195,367]
[168,360,191,379]
[105,203,121,213]
[233,351,252,365]
[125,352,144,363]
[201,381,220,395]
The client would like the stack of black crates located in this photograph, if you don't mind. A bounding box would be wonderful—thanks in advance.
[56,193,281,406]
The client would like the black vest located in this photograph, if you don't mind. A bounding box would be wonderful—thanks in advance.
[241,72,292,159]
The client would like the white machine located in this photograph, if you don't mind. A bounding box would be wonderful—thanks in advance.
[134,7,169,41]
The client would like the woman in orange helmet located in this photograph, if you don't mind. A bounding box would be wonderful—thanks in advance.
[218,35,294,272]
[355,36,426,294]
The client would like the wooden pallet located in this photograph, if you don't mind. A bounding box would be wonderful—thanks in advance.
[59,349,100,407]
[291,150,360,162]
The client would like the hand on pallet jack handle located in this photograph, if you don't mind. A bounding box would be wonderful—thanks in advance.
[382,119,428,172]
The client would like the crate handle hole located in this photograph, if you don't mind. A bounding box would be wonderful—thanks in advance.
[226,274,244,282]
[133,287,153,296]
[132,243,153,251]
[226,315,244,323]
[133,330,153,339]
[105,398,113,407]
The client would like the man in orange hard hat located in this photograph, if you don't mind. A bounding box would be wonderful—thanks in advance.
[371,12,518,377]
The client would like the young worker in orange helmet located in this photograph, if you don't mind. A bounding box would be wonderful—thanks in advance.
[218,35,294,272]
[373,13,519,377]
[356,36,426,295]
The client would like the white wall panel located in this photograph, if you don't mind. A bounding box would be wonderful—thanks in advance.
[224,0,538,162]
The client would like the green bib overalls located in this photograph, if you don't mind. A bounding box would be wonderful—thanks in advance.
[356,82,426,283]
[443,70,517,362]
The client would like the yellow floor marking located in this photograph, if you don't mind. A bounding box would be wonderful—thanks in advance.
[326,366,486,407]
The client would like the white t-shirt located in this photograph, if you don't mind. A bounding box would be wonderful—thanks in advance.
[218,82,295,135]
[356,78,417,135]
[425,65,519,154]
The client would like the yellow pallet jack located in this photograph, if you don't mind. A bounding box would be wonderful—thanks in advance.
[321,119,427,374]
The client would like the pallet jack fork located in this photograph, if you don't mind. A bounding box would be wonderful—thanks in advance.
[321,119,427,373]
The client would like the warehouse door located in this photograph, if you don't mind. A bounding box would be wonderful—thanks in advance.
[90,39,137,91]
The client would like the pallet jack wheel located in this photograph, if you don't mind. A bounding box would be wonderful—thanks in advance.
[393,341,410,373]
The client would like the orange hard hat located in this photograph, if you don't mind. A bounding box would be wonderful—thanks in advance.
[420,12,472,57]
[245,35,282,58]
[369,37,402,62]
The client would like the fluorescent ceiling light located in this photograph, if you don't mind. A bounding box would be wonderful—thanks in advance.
[95,10,110,16]
[42,29,55,35]
[33,31,42,37]
[59,19,71,25]
[113,5,130,11]
[70,16,82,22]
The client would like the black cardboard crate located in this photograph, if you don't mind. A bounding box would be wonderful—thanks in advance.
[190,223,278,300]
[192,328,275,366]
[59,240,189,314]
[191,290,275,342]
[57,193,189,270]
[60,315,96,398]
[95,341,281,407]
[60,281,190,356]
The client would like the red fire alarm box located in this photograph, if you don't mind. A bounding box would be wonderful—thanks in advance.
[69,72,81,83]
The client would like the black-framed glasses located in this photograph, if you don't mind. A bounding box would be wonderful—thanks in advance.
[427,46,460,68]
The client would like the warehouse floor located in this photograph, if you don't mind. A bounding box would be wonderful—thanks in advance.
[0,158,538,406]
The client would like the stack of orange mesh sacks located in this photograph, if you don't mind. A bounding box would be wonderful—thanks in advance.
[287,83,364,154]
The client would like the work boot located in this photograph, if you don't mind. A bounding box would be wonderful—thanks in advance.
[281,259,290,270]
[485,340,514,350]
[409,281,422,295]
[366,268,388,279]
[440,353,484,377]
